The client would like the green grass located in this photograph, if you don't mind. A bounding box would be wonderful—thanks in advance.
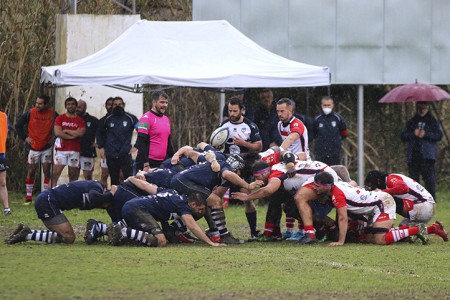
[0,190,449,299]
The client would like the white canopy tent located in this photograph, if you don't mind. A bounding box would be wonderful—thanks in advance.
[41,20,330,88]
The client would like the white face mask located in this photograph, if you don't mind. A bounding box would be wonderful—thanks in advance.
[322,107,332,115]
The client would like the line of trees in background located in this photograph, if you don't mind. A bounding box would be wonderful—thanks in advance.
[1,0,448,191]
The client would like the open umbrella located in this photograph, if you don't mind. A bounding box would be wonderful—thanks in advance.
[378,82,450,103]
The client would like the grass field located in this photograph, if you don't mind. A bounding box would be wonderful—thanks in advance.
[0,189,449,300]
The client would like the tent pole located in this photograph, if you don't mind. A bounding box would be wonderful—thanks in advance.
[219,89,225,125]
[357,85,364,185]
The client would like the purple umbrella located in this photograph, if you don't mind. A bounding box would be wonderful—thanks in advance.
[379,82,450,103]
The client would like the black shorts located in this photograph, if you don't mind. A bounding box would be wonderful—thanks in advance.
[0,156,6,172]
[121,202,162,235]
[35,191,67,224]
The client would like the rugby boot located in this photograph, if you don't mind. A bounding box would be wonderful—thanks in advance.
[220,232,245,244]
[205,229,221,243]
[107,223,124,246]
[433,221,448,242]
[176,231,199,243]
[297,235,318,245]
[6,224,31,244]
[286,231,305,241]
[281,231,293,240]
[415,224,429,245]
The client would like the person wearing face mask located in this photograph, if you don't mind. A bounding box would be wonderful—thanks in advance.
[96,97,138,185]
[400,102,442,200]
[311,96,348,166]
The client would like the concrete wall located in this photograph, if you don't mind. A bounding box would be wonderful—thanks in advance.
[54,14,143,186]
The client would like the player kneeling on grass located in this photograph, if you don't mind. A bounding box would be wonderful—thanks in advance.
[310,172,429,246]
[6,181,113,245]
[107,184,225,247]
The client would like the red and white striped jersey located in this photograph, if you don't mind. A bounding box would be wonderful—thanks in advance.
[384,174,434,204]
[278,116,310,159]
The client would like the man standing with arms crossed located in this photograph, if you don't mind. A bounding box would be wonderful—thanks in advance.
[15,95,55,204]
[52,97,85,187]
[134,91,173,170]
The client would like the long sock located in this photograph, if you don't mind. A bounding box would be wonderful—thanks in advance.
[96,222,107,235]
[263,222,274,236]
[25,178,34,201]
[304,225,315,239]
[285,217,295,233]
[123,227,147,245]
[426,225,436,235]
[246,211,257,235]
[297,220,304,233]
[43,178,50,191]
[385,226,419,244]
[211,208,228,236]
[27,230,57,243]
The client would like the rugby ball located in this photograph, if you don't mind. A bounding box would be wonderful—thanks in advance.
[209,127,229,147]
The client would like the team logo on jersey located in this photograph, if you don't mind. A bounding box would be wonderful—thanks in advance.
[87,121,91,127]
[319,123,324,128]
[241,128,246,133]
[123,121,128,127]
[331,121,336,127]
[138,122,149,130]
[293,123,299,127]
[110,123,115,128]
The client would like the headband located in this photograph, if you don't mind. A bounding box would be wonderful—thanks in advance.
[253,167,270,177]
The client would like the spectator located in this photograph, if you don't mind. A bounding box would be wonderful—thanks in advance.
[222,88,255,122]
[134,91,173,170]
[52,97,85,187]
[75,99,98,180]
[97,97,138,185]
[0,110,10,216]
[15,95,55,204]
[98,97,113,189]
[400,102,443,200]
[311,96,348,166]
[254,89,282,151]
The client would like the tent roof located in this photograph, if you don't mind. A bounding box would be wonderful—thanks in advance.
[41,20,330,88]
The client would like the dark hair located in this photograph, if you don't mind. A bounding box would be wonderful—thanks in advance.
[105,97,114,105]
[113,96,124,105]
[364,170,387,190]
[277,98,295,109]
[64,97,77,107]
[321,95,334,102]
[151,91,169,101]
[187,192,207,206]
[38,95,50,105]
[227,97,244,109]
[251,160,270,174]
[314,171,334,185]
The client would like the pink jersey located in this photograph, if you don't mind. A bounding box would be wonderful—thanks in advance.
[54,114,85,152]
[137,111,171,161]
[278,116,310,158]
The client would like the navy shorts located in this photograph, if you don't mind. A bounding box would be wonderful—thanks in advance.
[0,156,6,172]
[35,191,63,221]
[122,202,162,235]
[170,177,211,199]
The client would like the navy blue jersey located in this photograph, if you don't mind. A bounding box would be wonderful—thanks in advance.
[199,145,227,162]
[123,187,192,222]
[171,161,233,190]
[80,113,99,157]
[48,180,104,211]
[144,168,174,188]
[312,112,347,159]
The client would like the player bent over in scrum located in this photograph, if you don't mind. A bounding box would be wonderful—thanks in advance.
[6,181,113,245]
[107,185,225,247]
[310,172,429,246]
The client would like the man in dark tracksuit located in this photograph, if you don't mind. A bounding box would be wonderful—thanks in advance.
[96,97,138,185]
[312,96,348,166]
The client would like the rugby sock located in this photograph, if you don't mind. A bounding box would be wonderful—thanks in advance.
[95,222,107,236]
[285,217,295,233]
[304,225,316,239]
[298,221,304,232]
[123,227,147,245]
[211,208,228,236]
[245,211,257,235]
[27,230,57,243]
[384,227,419,244]
[263,222,274,236]
[43,178,50,190]
[426,225,436,235]
[25,178,34,202]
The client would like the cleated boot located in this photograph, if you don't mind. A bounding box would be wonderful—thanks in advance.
[220,232,245,244]
[286,231,305,241]
[433,221,448,242]
[107,223,124,246]
[248,230,262,242]
[84,219,100,245]
[6,224,31,244]
[297,235,318,245]
[176,231,199,243]
[415,224,429,245]
[282,231,293,240]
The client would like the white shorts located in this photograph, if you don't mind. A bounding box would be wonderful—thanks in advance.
[80,156,95,171]
[401,201,435,226]
[100,158,108,169]
[28,148,52,164]
[370,192,396,224]
[54,151,80,167]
